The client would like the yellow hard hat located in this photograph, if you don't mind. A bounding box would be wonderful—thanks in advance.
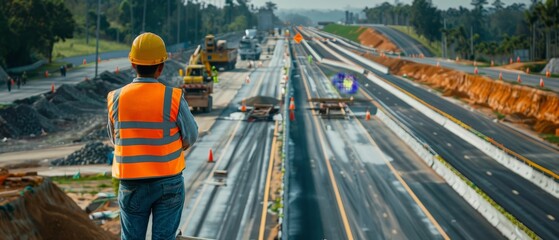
[129,33,168,65]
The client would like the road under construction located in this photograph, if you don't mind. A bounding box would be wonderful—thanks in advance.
[1,26,559,240]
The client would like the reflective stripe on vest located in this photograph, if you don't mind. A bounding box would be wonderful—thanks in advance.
[108,82,185,180]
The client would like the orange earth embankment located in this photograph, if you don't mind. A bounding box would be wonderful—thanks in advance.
[364,54,559,134]
[358,28,400,53]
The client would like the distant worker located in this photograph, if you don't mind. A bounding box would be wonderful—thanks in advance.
[59,65,66,77]
[212,65,219,83]
[6,77,12,92]
[308,55,313,64]
[22,71,27,85]
[343,77,353,92]
[16,76,21,89]
[106,32,198,240]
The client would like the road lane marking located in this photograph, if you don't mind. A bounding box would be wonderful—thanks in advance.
[296,47,355,240]
[180,120,244,233]
[258,120,279,240]
[355,88,451,240]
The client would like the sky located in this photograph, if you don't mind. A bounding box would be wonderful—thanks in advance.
[250,0,533,10]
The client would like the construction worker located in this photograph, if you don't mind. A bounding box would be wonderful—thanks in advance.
[22,71,27,85]
[6,77,12,92]
[106,32,198,240]
[308,55,313,64]
[211,65,219,83]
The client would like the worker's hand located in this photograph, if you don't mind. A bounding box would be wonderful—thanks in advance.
[182,143,191,151]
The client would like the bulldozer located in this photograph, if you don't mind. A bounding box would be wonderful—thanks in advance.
[182,45,214,113]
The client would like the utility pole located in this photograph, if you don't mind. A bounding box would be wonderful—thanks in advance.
[142,0,147,33]
[177,0,181,43]
[470,26,474,59]
[95,0,100,79]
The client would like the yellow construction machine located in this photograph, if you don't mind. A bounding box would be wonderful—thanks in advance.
[182,45,214,113]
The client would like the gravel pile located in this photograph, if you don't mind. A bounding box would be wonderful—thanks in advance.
[0,71,131,139]
[50,141,112,166]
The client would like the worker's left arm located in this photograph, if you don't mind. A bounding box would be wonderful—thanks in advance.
[176,93,198,150]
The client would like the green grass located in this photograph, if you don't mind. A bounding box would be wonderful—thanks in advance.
[494,111,506,120]
[322,24,366,43]
[52,37,129,60]
[389,25,442,57]
[543,134,559,145]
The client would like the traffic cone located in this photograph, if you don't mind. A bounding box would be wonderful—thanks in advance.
[498,72,503,80]
[525,67,530,74]
[516,56,520,63]
[509,58,513,64]
[44,71,49,78]
[208,148,214,163]
[365,110,371,121]
[97,57,101,63]
[436,61,440,67]
[245,76,250,84]
[84,76,89,81]
[289,97,295,111]
[241,99,247,112]
[491,60,494,67]
[474,67,479,75]
[546,70,551,78]
[50,83,55,93]
[474,61,477,67]
[115,66,119,74]
[517,74,522,83]
[83,58,87,65]
[540,78,545,88]
[289,110,295,121]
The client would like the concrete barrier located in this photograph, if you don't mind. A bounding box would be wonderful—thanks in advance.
[301,40,322,63]
[366,72,559,199]
[328,41,390,74]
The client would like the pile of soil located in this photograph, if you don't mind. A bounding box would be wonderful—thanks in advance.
[357,27,400,53]
[51,141,112,166]
[0,179,117,239]
[364,53,559,134]
[242,96,280,106]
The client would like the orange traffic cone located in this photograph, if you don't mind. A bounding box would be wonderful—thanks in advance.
[516,56,520,63]
[540,78,545,88]
[474,67,479,75]
[289,110,295,121]
[241,99,247,112]
[517,74,522,83]
[289,97,295,111]
[546,70,551,78]
[97,57,101,63]
[50,83,55,93]
[474,61,477,67]
[245,76,250,84]
[115,66,119,74]
[509,58,513,64]
[83,58,87,65]
[44,71,49,78]
[365,110,371,121]
[436,61,440,67]
[525,67,530,74]
[208,148,214,163]
[491,60,494,67]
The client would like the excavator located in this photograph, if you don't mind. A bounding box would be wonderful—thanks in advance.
[182,45,214,113]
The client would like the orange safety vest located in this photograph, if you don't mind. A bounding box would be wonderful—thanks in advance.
[107,81,185,180]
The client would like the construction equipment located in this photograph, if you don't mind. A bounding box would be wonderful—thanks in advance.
[247,104,275,121]
[239,29,262,60]
[203,35,237,70]
[182,45,214,113]
[309,98,353,119]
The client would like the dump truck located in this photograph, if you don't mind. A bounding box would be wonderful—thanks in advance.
[239,29,262,60]
[182,45,214,113]
[203,35,237,70]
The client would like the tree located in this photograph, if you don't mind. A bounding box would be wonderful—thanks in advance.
[471,0,489,10]
[492,0,505,10]
[410,0,442,44]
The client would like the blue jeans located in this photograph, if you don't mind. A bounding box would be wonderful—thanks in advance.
[119,174,185,240]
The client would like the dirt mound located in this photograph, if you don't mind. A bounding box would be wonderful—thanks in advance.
[242,96,280,106]
[0,71,132,139]
[51,141,112,166]
[366,54,559,134]
[0,179,117,239]
[358,27,399,53]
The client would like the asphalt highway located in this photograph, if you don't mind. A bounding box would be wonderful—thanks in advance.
[310,37,559,239]
[298,33,503,239]
[363,24,434,57]
[177,39,283,239]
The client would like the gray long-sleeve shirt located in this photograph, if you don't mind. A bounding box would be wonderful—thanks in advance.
[107,78,198,150]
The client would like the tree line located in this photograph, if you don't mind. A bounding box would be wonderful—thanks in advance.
[1,0,279,69]
[362,0,559,61]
